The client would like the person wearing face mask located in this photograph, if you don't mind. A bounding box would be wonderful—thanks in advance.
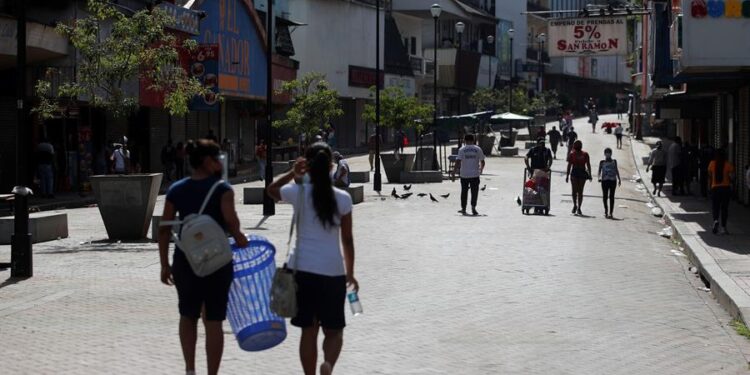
[267,142,359,375]
[158,139,248,375]
[565,140,592,216]
[646,141,667,196]
[598,148,622,219]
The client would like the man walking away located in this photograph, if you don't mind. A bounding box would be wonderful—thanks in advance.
[614,123,624,149]
[566,126,578,156]
[589,107,599,133]
[368,132,380,171]
[547,127,562,159]
[451,134,485,216]
[668,137,683,195]
[332,151,351,188]
[525,138,553,177]
[36,138,55,198]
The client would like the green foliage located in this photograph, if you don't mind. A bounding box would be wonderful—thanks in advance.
[529,90,562,115]
[469,87,502,112]
[469,87,560,116]
[362,86,433,133]
[273,72,343,141]
[731,320,750,340]
[33,0,208,119]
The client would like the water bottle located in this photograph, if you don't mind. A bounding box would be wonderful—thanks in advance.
[347,289,363,316]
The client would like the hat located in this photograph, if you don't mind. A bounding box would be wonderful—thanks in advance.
[333,151,343,160]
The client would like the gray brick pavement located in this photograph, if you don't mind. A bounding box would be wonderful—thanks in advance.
[1,115,749,374]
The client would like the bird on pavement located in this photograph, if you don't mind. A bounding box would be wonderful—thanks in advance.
[516,196,522,206]
[391,187,399,198]
[403,184,412,191]
[429,193,439,202]
[481,185,487,191]
[417,193,427,197]
[440,193,450,199]
[400,193,413,199]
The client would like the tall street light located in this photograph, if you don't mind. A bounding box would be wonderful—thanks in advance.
[486,35,494,88]
[374,0,382,192]
[537,33,546,94]
[506,28,514,147]
[262,0,275,216]
[430,3,441,170]
[455,21,464,115]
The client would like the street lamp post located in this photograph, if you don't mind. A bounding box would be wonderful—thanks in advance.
[430,4,441,170]
[262,0,275,216]
[537,33,546,94]
[506,28,514,146]
[374,0,382,192]
[486,35,494,89]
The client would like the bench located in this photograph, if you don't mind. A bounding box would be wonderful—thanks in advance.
[0,212,68,244]
[243,187,267,205]
[344,185,364,204]
[500,147,519,157]
[349,171,370,183]
[399,171,443,183]
[524,142,536,149]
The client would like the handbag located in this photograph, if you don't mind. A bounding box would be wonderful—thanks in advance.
[269,182,304,318]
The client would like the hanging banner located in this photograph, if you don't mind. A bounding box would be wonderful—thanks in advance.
[189,44,220,112]
[548,17,627,57]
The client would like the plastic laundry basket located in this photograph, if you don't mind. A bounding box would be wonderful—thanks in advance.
[227,235,286,351]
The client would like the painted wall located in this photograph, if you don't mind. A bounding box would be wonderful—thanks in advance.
[679,0,750,71]
[495,0,527,81]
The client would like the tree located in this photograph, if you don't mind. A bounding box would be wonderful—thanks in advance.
[33,0,207,119]
[469,87,502,112]
[529,90,561,115]
[362,86,433,133]
[273,72,343,143]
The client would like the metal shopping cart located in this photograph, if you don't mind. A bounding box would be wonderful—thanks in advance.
[521,168,551,215]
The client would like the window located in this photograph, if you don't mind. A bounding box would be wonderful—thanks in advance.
[410,37,417,55]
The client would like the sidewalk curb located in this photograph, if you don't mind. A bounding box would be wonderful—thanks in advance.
[628,137,750,325]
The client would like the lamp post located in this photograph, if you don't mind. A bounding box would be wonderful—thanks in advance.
[374,0,382,192]
[486,35,494,89]
[262,0,275,216]
[506,28,514,146]
[430,4,441,170]
[536,33,546,94]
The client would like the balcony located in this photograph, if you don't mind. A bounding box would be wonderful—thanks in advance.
[526,47,550,63]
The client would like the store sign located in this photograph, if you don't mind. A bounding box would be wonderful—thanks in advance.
[189,44,220,111]
[689,0,750,18]
[348,66,384,88]
[158,2,201,35]
[679,0,750,70]
[548,17,627,57]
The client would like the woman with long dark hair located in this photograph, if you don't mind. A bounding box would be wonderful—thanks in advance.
[597,148,622,219]
[268,142,358,375]
[566,140,592,216]
[707,148,734,234]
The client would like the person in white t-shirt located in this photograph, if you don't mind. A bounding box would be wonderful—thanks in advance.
[451,134,486,216]
[331,151,350,187]
[267,142,358,375]
[110,143,130,174]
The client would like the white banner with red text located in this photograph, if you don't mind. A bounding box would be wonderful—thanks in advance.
[547,17,627,57]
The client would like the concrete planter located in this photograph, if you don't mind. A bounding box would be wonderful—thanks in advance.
[380,153,415,183]
[90,173,163,240]
[499,130,518,147]
[477,135,496,156]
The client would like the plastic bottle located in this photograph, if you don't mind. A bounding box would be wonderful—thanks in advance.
[347,289,363,316]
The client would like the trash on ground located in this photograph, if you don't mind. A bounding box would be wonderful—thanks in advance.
[651,207,664,217]
[697,287,711,292]
[646,202,655,208]
[658,227,673,238]
[618,205,629,208]
[635,184,646,191]
[689,266,699,274]
[671,250,687,258]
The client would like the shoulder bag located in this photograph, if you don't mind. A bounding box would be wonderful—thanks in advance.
[269,183,304,318]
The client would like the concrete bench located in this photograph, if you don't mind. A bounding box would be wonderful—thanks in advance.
[349,171,370,183]
[272,161,291,176]
[0,212,68,244]
[524,142,536,149]
[343,185,364,204]
[500,147,519,157]
[399,171,443,183]
[151,215,174,242]
[243,187,267,205]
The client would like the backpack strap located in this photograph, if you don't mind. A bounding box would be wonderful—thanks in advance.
[199,180,225,215]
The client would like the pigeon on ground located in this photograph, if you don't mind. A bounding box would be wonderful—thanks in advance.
[440,193,450,199]
[391,187,399,198]
[403,184,412,191]
[417,193,427,197]
[516,196,522,206]
[400,193,413,199]
[429,193,439,202]
[481,185,487,191]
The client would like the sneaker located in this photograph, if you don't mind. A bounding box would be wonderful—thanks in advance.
[712,220,719,234]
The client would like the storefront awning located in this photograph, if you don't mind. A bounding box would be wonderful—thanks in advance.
[490,112,533,122]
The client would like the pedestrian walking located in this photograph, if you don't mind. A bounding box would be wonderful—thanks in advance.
[332,151,350,188]
[525,137,553,177]
[681,141,698,195]
[367,132,380,171]
[597,148,622,219]
[158,139,248,375]
[646,141,667,196]
[699,143,715,197]
[255,139,267,181]
[547,126,562,159]
[614,123,624,149]
[161,139,177,183]
[668,137,684,195]
[566,126,578,156]
[35,138,55,198]
[589,107,599,133]
[110,143,130,174]
[566,140,592,216]
[267,142,358,375]
[451,134,486,216]
[175,142,186,180]
[707,148,734,235]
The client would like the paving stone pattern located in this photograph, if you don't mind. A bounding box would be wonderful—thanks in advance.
[1,115,750,374]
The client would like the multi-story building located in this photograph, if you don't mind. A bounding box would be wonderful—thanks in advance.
[495,1,527,95]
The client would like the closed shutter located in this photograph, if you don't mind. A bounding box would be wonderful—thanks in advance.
[149,108,169,173]
[738,87,750,204]
[186,111,200,141]
[0,97,17,190]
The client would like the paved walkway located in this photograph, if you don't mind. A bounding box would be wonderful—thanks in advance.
[631,137,750,327]
[1,115,750,374]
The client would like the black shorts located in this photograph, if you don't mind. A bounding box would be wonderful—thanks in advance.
[172,250,234,321]
[291,271,347,330]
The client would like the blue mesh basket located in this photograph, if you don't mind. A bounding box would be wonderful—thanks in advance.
[227,235,286,351]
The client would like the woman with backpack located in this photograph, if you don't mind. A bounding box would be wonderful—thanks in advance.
[268,142,359,375]
[707,148,734,235]
[565,140,592,216]
[158,139,248,375]
[597,148,622,219]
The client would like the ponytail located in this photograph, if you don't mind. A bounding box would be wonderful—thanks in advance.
[305,142,338,228]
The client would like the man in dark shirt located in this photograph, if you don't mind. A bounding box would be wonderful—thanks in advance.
[36,138,55,198]
[525,138,553,177]
[547,126,562,159]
